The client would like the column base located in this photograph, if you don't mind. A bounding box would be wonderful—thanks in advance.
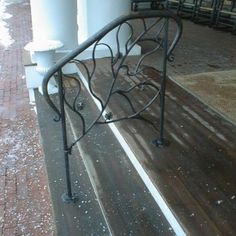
[24,65,58,100]
[38,83,58,95]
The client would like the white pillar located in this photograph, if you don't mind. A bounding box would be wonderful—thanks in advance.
[30,0,78,52]
[77,0,141,59]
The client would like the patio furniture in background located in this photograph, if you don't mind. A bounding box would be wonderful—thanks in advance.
[131,0,166,11]
[178,0,198,19]
[215,0,236,33]
[194,0,219,26]
[167,0,182,13]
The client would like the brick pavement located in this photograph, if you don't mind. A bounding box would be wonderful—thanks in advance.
[0,0,55,235]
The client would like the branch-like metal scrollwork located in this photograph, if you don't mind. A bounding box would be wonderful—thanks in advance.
[42,11,182,203]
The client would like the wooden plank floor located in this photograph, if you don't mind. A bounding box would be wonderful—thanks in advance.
[37,65,236,235]
[36,86,177,235]
[85,63,236,236]
[63,82,177,235]
[36,18,236,235]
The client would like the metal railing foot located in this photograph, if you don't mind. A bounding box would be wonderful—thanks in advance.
[152,138,170,147]
[61,193,79,204]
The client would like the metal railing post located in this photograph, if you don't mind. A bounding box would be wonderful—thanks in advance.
[57,69,78,203]
[153,17,170,147]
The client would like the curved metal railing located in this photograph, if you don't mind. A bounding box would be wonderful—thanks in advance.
[42,10,182,203]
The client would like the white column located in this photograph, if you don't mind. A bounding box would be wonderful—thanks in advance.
[77,0,141,59]
[30,0,78,52]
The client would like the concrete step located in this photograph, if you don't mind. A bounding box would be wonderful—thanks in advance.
[35,90,111,236]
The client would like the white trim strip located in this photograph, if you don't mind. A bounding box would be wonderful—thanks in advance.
[78,70,186,236]
[108,122,186,236]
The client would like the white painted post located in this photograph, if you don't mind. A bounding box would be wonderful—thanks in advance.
[29,0,78,74]
[30,0,78,52]
[24,40,64,94]
[77,0,141,59]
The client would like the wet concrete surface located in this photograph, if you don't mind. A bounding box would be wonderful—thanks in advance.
[35,90,110,236]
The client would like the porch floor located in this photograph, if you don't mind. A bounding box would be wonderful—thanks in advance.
[36,65,236,236]
[35,16,236,236]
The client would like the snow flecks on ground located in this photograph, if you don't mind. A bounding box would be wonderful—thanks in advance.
[0,114,56,235]
[0,118,41,172]
[216,200,224,205]
[0,0,55,234]
[0,0,15,48]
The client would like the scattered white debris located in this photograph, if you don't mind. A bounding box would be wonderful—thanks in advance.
[141,206,146,211]
[216,200,223,205]
[231,195,235,200]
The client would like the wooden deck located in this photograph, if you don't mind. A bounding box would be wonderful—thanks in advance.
[36,62,236,235]
[83,63,236,235]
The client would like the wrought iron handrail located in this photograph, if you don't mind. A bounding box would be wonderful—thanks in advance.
[42,10,182,203]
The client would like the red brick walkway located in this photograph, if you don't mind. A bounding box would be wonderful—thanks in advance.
[0,1,55,235]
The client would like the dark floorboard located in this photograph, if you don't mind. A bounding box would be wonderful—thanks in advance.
[89,67,236,236]
[37,60,236,235]
[65,86,176,235]
[36,88,176,235]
